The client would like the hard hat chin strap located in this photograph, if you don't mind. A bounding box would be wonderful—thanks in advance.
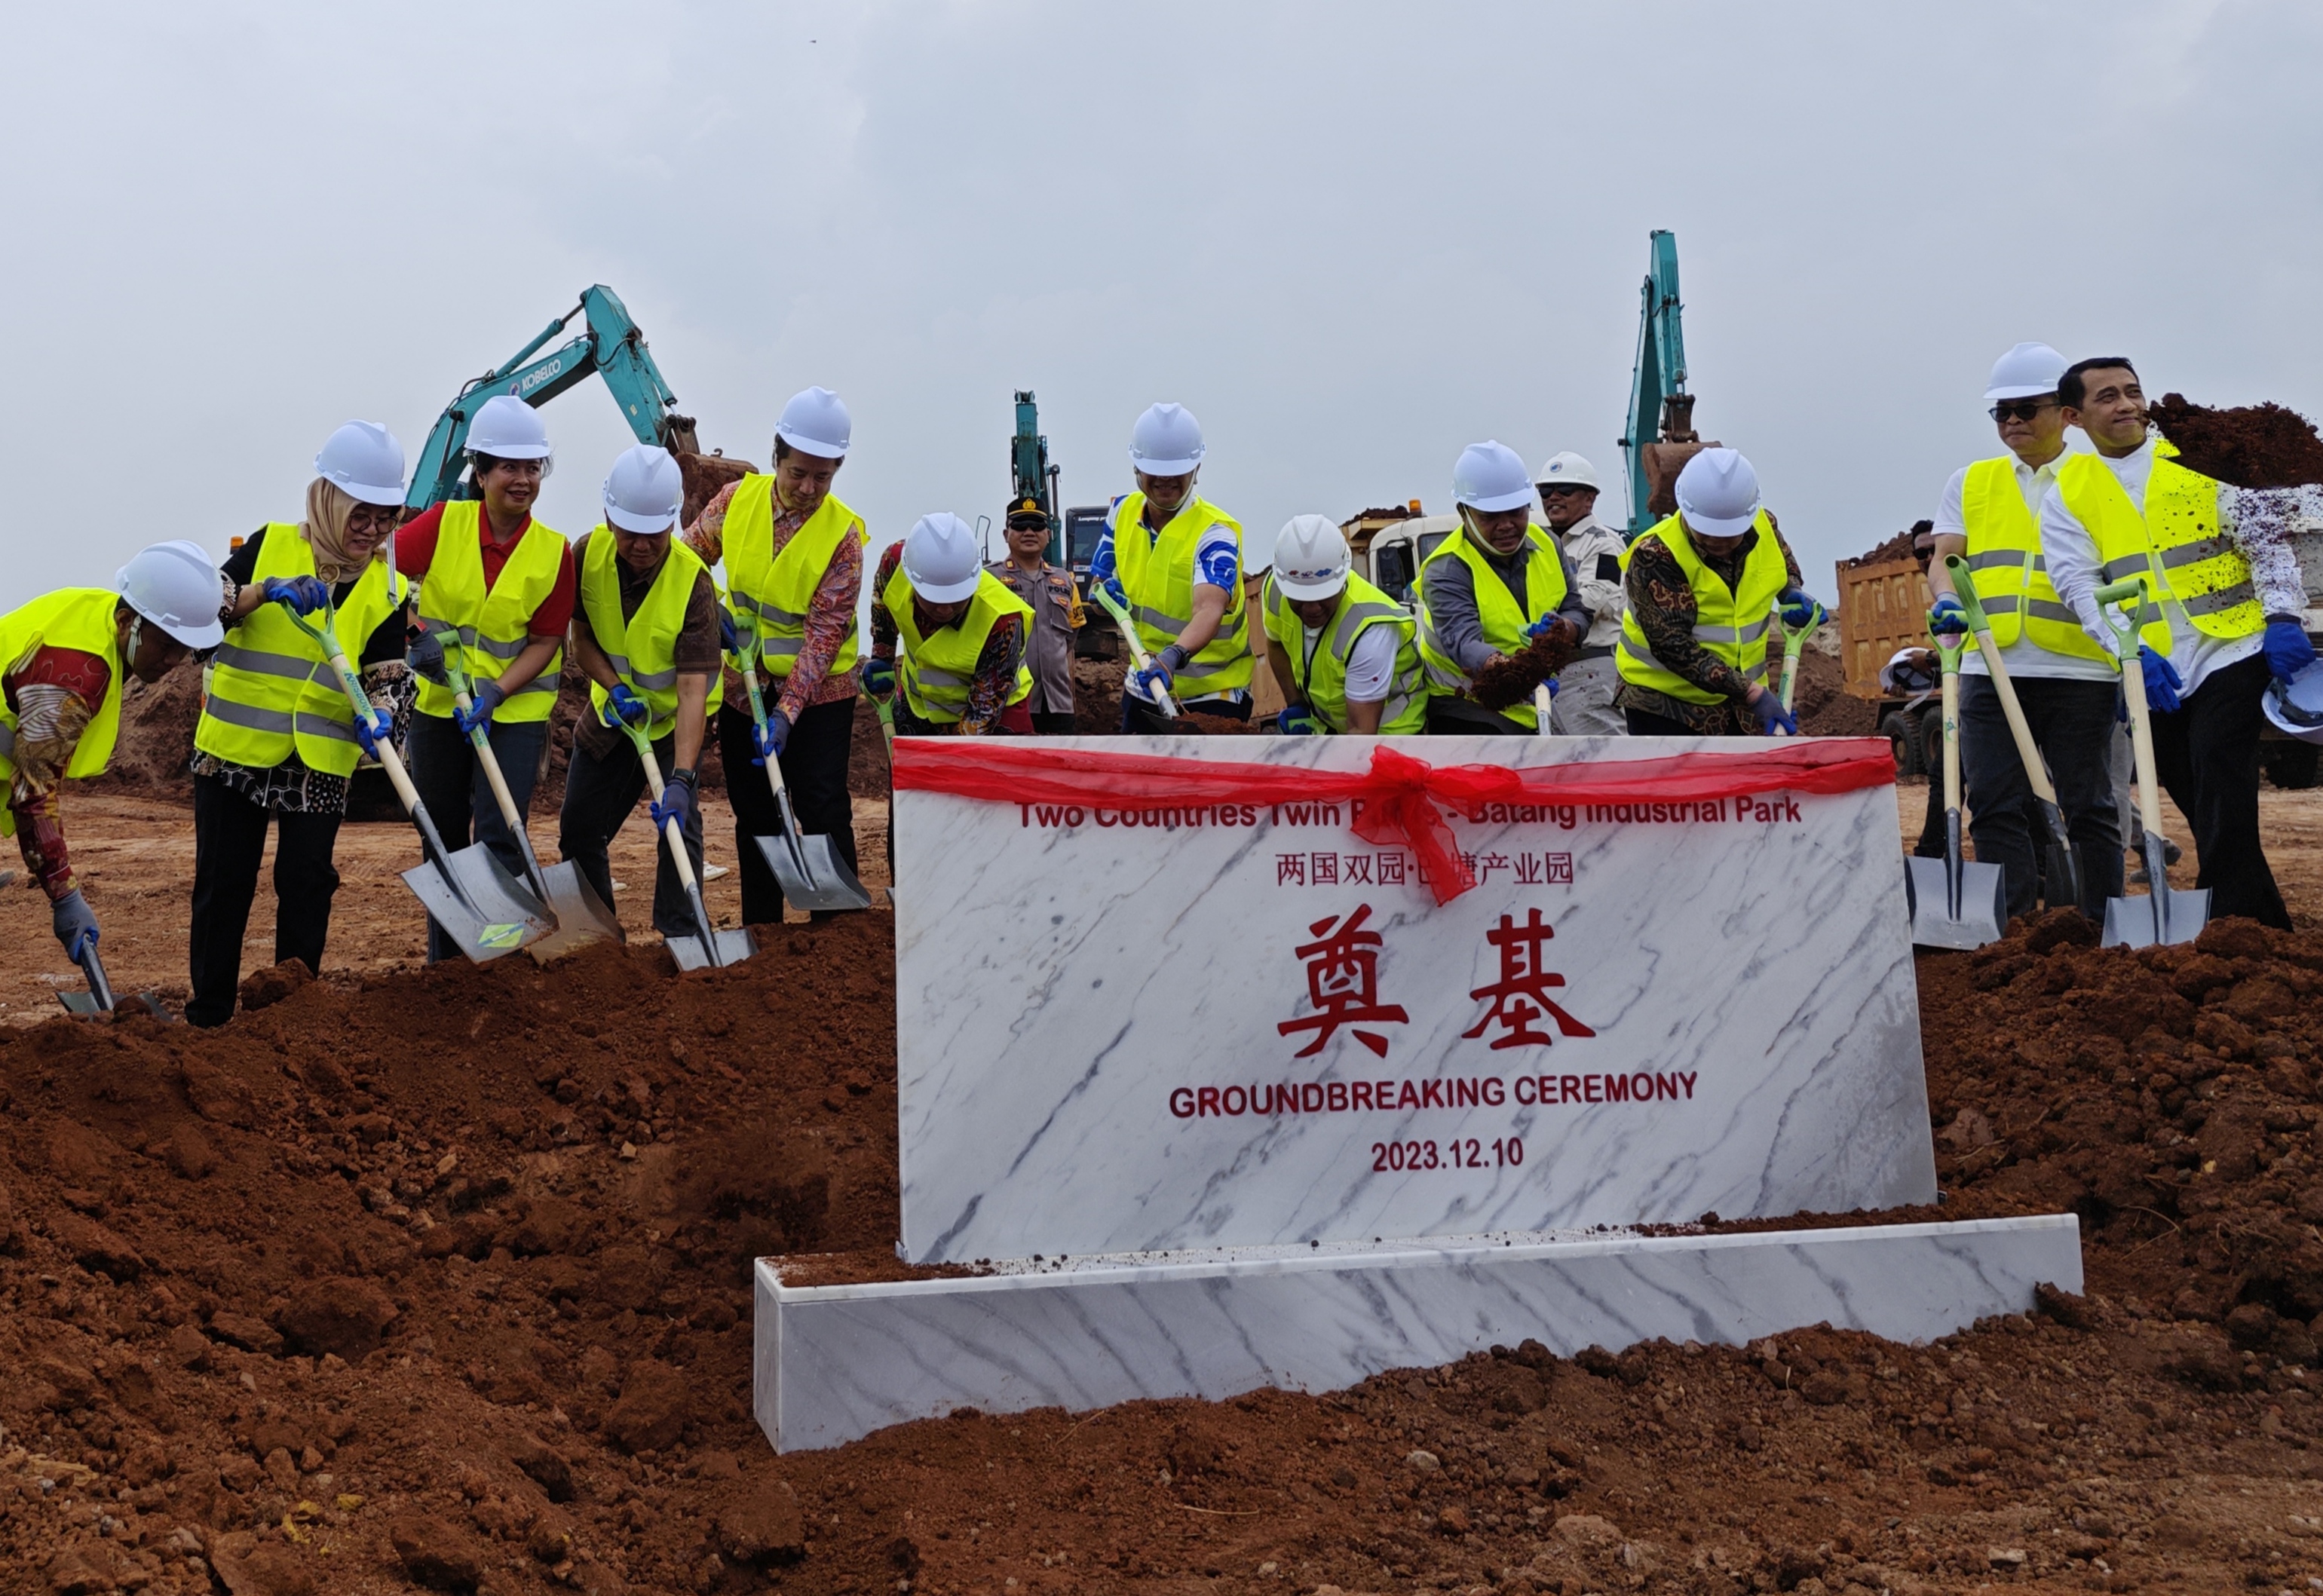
[123,614,145,665]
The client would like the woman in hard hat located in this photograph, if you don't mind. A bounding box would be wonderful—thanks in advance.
[684,385,867,922]
[394,394,577,960]
[0,541,219,982]
[864,513,1035,737]
[1261,516,1427,734]
[187,422,413,1025]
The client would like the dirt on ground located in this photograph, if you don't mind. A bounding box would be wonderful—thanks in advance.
[2150,396,2323,489]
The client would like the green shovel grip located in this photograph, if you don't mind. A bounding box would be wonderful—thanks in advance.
[1930,630,1965,672]
[2092,577,2147,654]
[1939,555,1992,634]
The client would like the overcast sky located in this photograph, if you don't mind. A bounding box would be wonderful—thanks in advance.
[5,0,2318,612]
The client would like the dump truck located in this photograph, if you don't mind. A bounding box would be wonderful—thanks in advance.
[1835,547,1940,777]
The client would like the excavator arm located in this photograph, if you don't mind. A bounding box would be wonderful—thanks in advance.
[1617,230,1701,536]
[1010,390,1065,564]
[406,285,699,509]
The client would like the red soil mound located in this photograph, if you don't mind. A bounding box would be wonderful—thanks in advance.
[2150,394,2323,489]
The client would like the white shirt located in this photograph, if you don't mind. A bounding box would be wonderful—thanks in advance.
[1932,449,2111,682]
[1301,620,1399,706]
[1553,513,1629,651]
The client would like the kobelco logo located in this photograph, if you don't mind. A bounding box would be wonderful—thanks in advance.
[516,359,564,395]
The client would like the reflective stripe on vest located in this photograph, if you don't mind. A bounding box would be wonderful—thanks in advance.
[1109,493,1255,692]
[579,527,708,740]
[1957,455,2107,661]
[1261,572,1428,734]
[1412,523,1569,731]
[2054,445,2257,652]
[1614,511,1789,705]
[412,501,565,721]
[881,564,1034,724]
[721,476,866,679]
[0,588,127,836]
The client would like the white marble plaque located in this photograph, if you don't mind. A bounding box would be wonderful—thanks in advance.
[895,735,1930,1264]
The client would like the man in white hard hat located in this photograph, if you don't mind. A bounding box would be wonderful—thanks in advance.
[396,393,577,960]
[1534,452,1626,735]
[685,385,867,921]
[2042,356,2310,930]
[2,541,216,982]
[556,445,722,939]
[985,495,1083,734]
[1616,448,1819,736]
[1262,517,1427,734]
[1088,403,1255,731]
[1414,441,1589,734]
[1923,342,2121,922]
[865,513,1035,737]
[187,423,414,1023]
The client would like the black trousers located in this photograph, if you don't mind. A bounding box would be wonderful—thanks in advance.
[405,711,549,962]
[1031,711,1077,735]
[719,697,860,924]
[1428,697,1531,736]
[555,731,703,939]
[1118,689,1252,734]
[1957,674,2123,921]
[188,774,343,1028]
[2149,651,2290,929]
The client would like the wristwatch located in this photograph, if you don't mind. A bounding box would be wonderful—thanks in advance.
[671,767,699,789]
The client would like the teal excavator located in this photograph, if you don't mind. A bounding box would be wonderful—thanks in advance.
[1617,230,1720,538]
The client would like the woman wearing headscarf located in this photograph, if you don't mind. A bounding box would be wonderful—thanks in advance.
[186,421,413,1026]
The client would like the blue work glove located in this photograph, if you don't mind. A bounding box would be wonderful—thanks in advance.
[1523,614,1575,643]
[453,679,505,737]
[405,629,446,683]
[752,709,791,767]
[862,657,897,697]
[651,770,698,833]
[1135,643,1189,700]
[1778,587,1825,629]
[602,682,649,728]
[2264,617,2318,682]
[1097,574,1127,610]
[52,889,98,960]
[2139,645,2182,714]
[718,608,743,655]
[1276,705,1320,736]
[262,575,330,615]
[352,705,392,759]
[1748,687,1797,737]
[1929,595,1969,637]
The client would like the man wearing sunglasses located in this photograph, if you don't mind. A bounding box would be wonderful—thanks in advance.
[1925,342,2122,921]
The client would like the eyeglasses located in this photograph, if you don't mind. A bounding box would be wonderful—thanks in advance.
[1988,400,2056,423]
[347,506,401,531]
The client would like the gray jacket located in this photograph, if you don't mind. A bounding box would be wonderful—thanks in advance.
[1420,532,1591,674]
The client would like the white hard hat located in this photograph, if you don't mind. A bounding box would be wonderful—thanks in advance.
[1534,451,1599,493]
[1984,342,2068,402]
[1453,440,1536,513]
[2263,659,2323,747]
[602,444,685,534]
[903,513,985,604]
[775,386,851,459]
[116,540,225,649]
[314,421,408,507]
[1272,516,1351,602]
[1129,402,1205,476]
[1675,447,1761,538]
[467,394,553,461]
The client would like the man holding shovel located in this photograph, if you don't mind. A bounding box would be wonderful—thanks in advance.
[866,514,1035,737]
[558,446,720,941]
[1926,342,2121,921]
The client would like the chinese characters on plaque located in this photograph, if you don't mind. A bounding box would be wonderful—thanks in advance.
[1279,905,1595,1058]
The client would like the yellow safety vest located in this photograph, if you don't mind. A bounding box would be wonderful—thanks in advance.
[1110,493,1254,694]
[1261,571,1427,734]
[1955,456,2108,661]
[196,526,408,777]
[1414,522,1570,731]
[413,501,565,721]
[1617,512,1788,705]
[0,588,127,836]
[882,564,1034,725]
[579,528,708,740]
[2055,442,2260,653]
[722,476,866,679]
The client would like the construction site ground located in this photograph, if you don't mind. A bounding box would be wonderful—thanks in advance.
[8,764,2323,1594]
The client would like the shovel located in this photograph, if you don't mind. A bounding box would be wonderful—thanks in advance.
[721,617,870,912]
[1533,682,1555,737]
[2092,577,2209,948]
[57,941,168,1020]
[285,600,551,962]
[868,691,900,909]
[1905,630,2007,950]
[1778,599,1821,715]
[1941,554,2083,913]
[435,652,624,958]
[1089,584,1182,720]
[617,718,755,970]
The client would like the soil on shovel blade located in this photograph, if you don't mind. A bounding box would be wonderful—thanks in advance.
[13,904,2323,1593]
[2150,394,2323,489]
[1468,633,1581,714]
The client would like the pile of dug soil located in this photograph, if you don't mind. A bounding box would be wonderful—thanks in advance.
[1840,519,1933,572]
[1788,636,1876,737]
[2151,394,2323,489]
[90,668,202,798]
[1469,633,1580,713]
[673,452,757,529]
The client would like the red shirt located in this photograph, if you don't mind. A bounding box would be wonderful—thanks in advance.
[394,502,576,638]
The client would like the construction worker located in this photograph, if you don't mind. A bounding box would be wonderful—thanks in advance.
[188,424,412,1023]
[3,542,217,979]
[2043,357,2310,930]
[985,495,1083,733]
[557,446,720,940]
[395,394,575,961]
[1262,517,1427,734]
[1534,452,1627,735]
[1415,441,1589,734]
[1923,342,2121,921]
[1615,448,1819,737]
[1088,403,1253,731]
[866,513,1035,736]
[684,386,866,921]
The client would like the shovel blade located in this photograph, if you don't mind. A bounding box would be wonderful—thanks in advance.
[402,847,553,963]
[667,927,758,972]
[1905,855,2007,951]
[57,991,103,1015]
[749,832,872,914]
[2103,885,2212,949]
[524,861,627,961]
